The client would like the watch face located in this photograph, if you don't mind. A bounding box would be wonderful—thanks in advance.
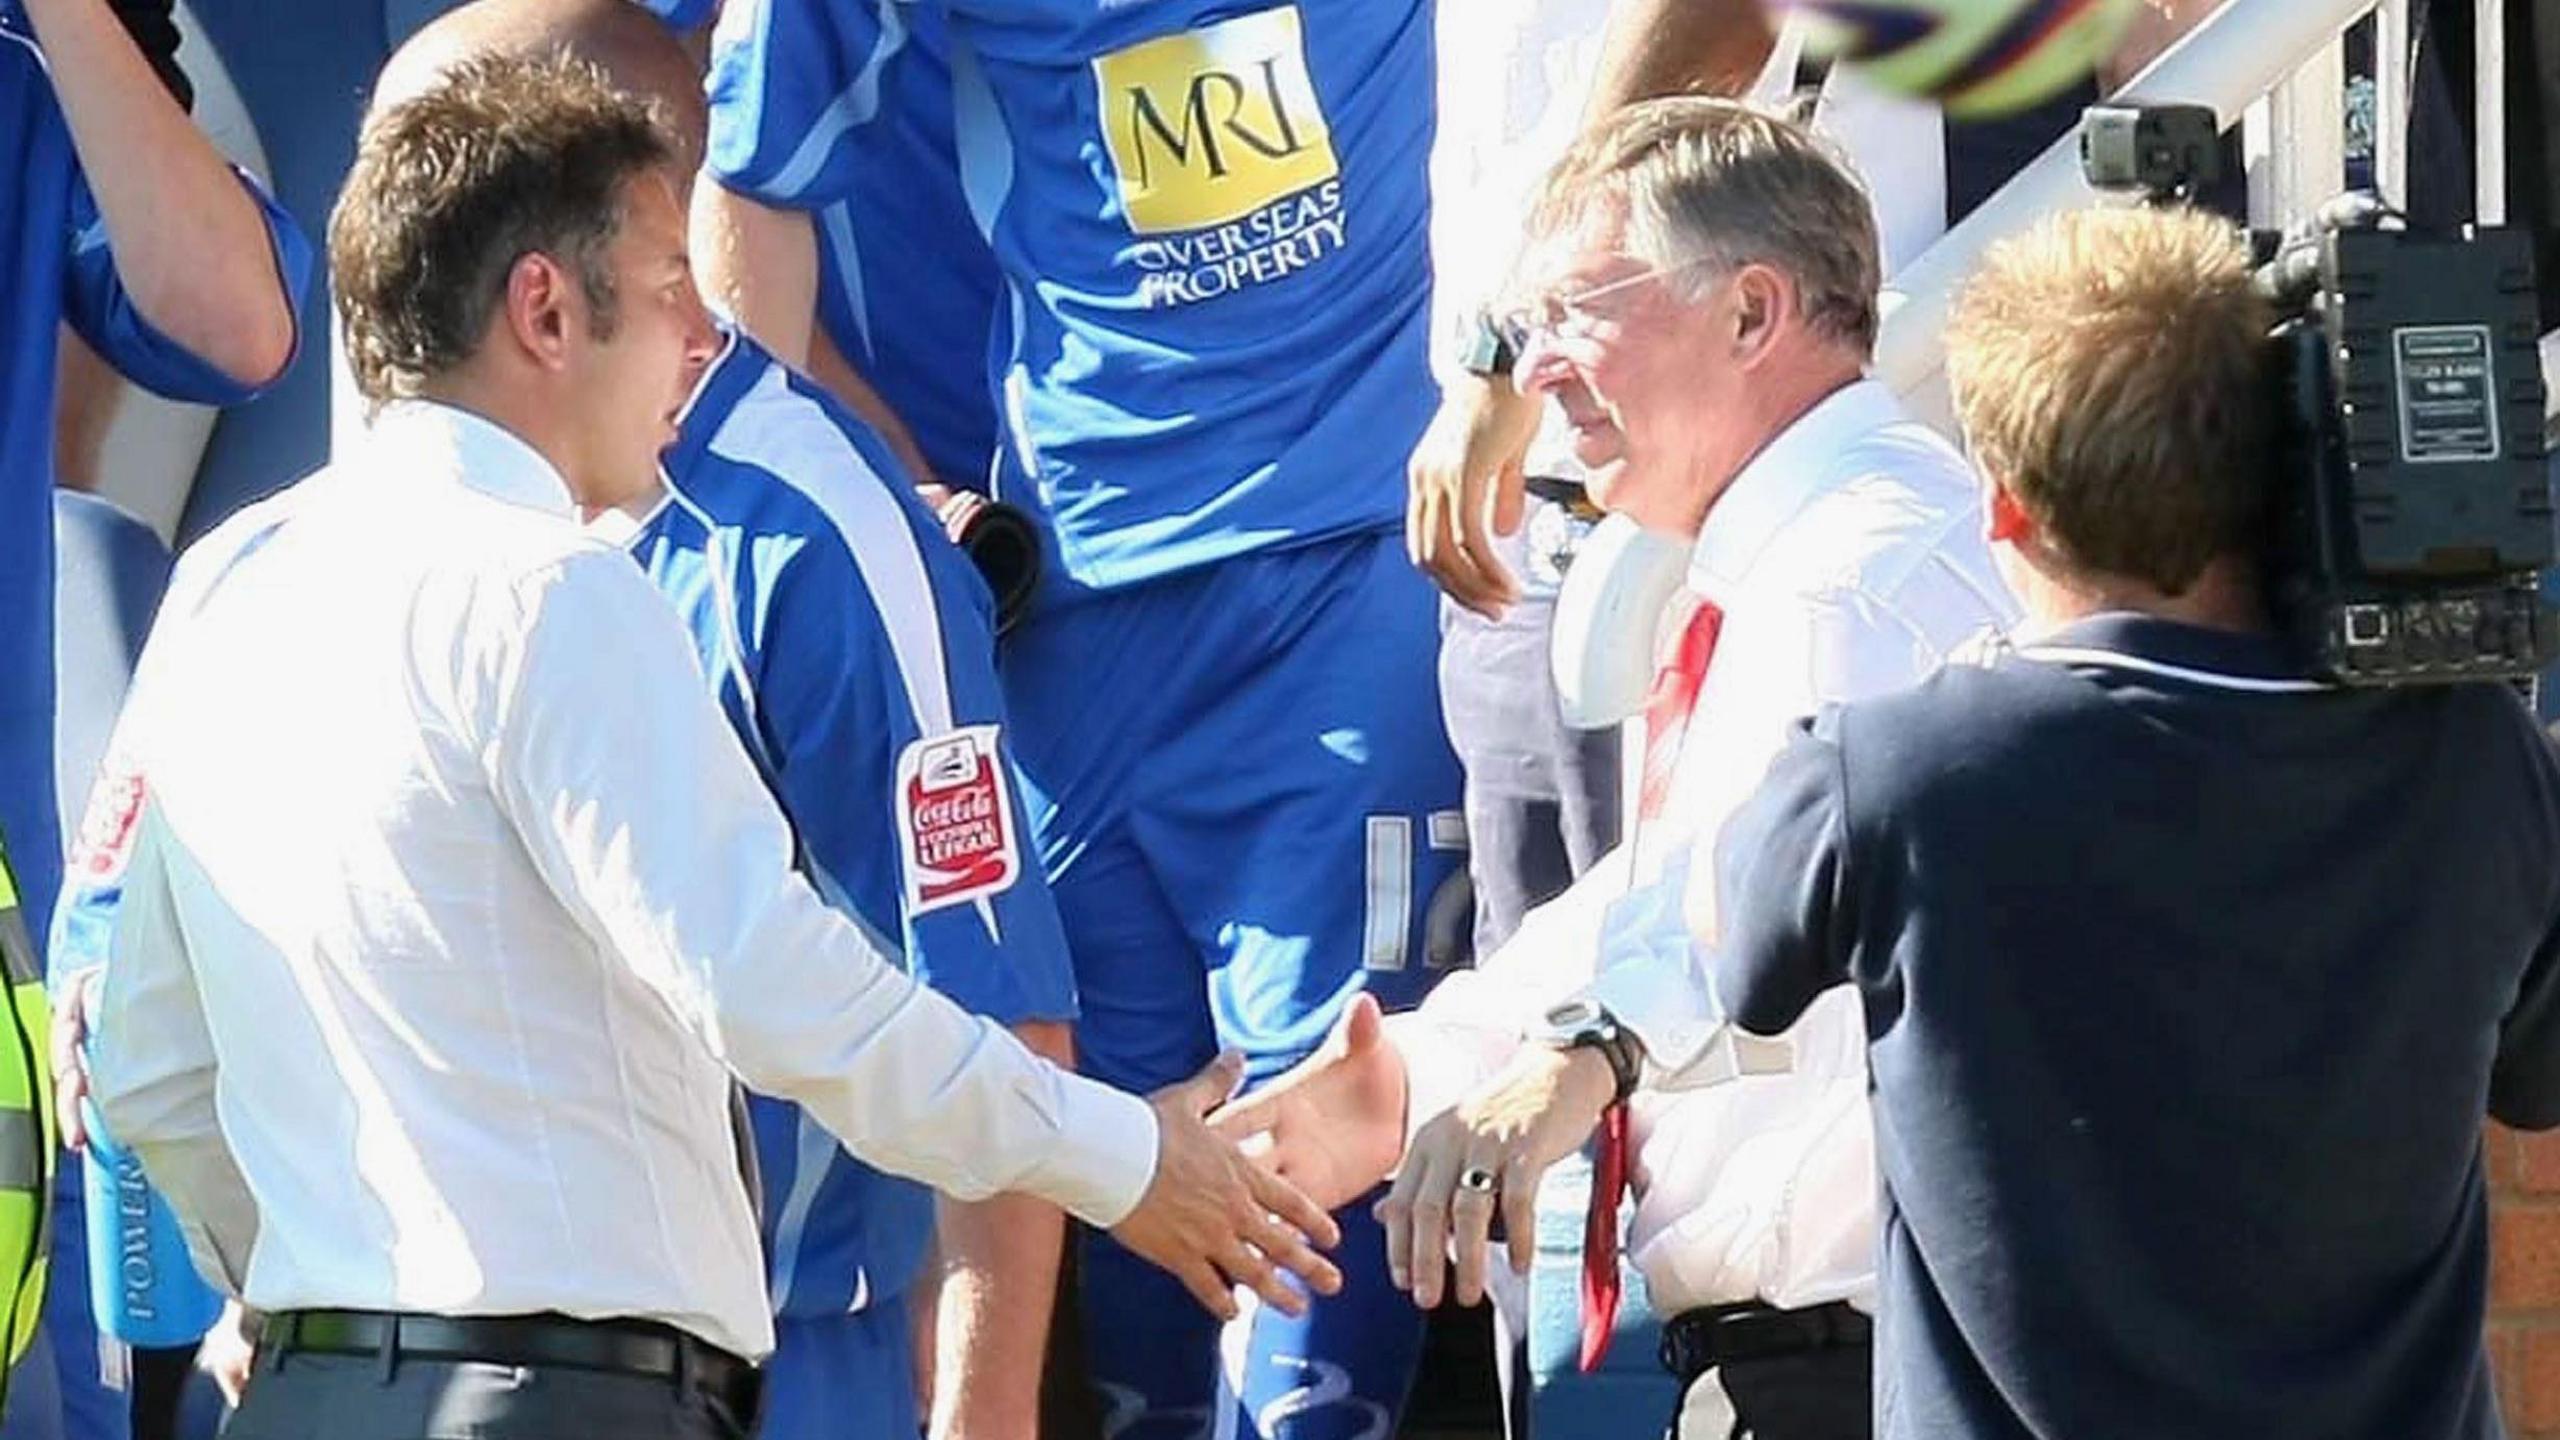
[1543,998,1604,1038]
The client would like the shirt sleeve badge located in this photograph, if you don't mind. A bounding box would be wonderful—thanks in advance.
[894,725,1022,915]
[70,753,148,886]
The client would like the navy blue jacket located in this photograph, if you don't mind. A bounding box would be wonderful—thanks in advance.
[1716,614,2560,1440]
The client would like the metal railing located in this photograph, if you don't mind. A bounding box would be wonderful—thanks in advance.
[1875,0,2515,432]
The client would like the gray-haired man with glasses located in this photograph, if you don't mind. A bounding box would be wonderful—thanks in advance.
[1222,97,2016,1440]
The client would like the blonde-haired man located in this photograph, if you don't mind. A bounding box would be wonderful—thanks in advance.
[1689,204,2560,1437]
[1949,205,2279,606]
[1218,97,2016,1440]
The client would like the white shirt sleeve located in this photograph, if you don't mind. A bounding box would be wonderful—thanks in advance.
[476,551,1159,1229]
[1390,845,1636,1137]
[1582,841,1728,1075]
[91,805,258,1296]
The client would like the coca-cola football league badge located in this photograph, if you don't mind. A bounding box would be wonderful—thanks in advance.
[894,725,1021,914]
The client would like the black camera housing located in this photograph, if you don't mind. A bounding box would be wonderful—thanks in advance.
[2077,104,2557,685]
[2268,226,2554,682]
[2080,103,2223,199]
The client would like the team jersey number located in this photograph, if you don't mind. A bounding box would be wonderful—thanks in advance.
[1362,811,1467,973]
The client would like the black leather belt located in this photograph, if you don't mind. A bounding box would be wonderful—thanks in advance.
[1523,474,1604,522]
[1658,1300,1872,1382]
[269,1309,754,1395]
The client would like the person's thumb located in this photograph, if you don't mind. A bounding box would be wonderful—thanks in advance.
[1332,992,1384,1061]
[1166,1050,1247,1118]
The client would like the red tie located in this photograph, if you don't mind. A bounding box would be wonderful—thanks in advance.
[1636,594,1724,823]
[1581,593,1722,1372]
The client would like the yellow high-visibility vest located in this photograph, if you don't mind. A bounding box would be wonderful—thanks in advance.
[0,838,56,1372]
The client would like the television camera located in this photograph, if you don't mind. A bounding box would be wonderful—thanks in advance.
[2080,102,2555,686]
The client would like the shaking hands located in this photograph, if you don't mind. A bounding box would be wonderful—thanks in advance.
[1208,992,1618,1311]
[1110,1051,1345,1321]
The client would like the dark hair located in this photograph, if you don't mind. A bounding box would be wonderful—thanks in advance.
[330,51,672,406]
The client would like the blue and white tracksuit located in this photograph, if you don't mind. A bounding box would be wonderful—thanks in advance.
[633,333,1079,1440]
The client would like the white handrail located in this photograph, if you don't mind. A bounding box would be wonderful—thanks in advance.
[2245,35,2346,227]
[2375,0,2411,210]
[2477,0,2507,224]
[1874,0,2378,427]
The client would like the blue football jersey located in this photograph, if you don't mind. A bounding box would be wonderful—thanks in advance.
[633,0,1004,490]
[808,5,1005,492]
[634,333,1079,1318]
[705,0,1437,592]
[633,0,719,28]
[3,3,309,967]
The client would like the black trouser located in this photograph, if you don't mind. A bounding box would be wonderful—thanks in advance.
[131,1344,209,1440]
[222,1311,760,1440]
[1662,1302,1872,1440]
[1709,1345,1871,1440]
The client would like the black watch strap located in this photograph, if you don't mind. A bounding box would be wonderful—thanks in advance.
[1454,309,1517,379]
[1592,1021,1643,1105]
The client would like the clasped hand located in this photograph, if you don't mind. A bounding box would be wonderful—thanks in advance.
[1209,994,1618,1310]
[1376,1042,1615,1308]
[1110,1052,1347,1322]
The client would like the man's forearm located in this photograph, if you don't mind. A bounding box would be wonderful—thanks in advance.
[27,0,294,385]
[1584,0,1777,119]
[927,1020,1073,1440]
[690,180,819,366]
[695,189,937,486]
[806,326,941,489]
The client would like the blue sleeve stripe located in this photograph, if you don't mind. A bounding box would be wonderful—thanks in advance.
[654,478,777,775]
[817,204,875,359]
[702,362,958,735]
[737,0,910,202]
[765,1108,848,1311]
[946,27,1011,244]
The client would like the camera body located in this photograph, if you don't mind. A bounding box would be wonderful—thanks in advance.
[2079,104,2557,685]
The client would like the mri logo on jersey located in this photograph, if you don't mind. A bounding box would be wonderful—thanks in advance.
[1093,6,1349,307]
[896,726,1021,914]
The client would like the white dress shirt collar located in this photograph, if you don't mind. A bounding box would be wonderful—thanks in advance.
[366,399,580,520]
[1688,378,1906,605]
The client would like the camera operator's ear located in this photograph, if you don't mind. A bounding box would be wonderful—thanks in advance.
[1986,481,2034,545]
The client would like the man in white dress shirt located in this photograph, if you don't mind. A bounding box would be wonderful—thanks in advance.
[83,52,1339,1440]
[1218,98,2017,1440]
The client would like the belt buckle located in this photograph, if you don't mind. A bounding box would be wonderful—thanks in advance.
[1674,1301,1797,1370]
[1656,1309,1718,1381]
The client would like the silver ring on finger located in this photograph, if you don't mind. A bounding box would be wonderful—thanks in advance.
[1457,1165,1498,1196]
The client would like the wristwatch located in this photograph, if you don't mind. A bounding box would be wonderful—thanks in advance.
[1453,309,1518,380]
[1534,997,1644,1105]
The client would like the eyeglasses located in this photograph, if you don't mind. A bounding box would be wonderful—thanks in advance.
[1494,254,1720,356]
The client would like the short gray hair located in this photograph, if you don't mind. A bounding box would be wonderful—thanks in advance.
[1530,97,1881,354]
